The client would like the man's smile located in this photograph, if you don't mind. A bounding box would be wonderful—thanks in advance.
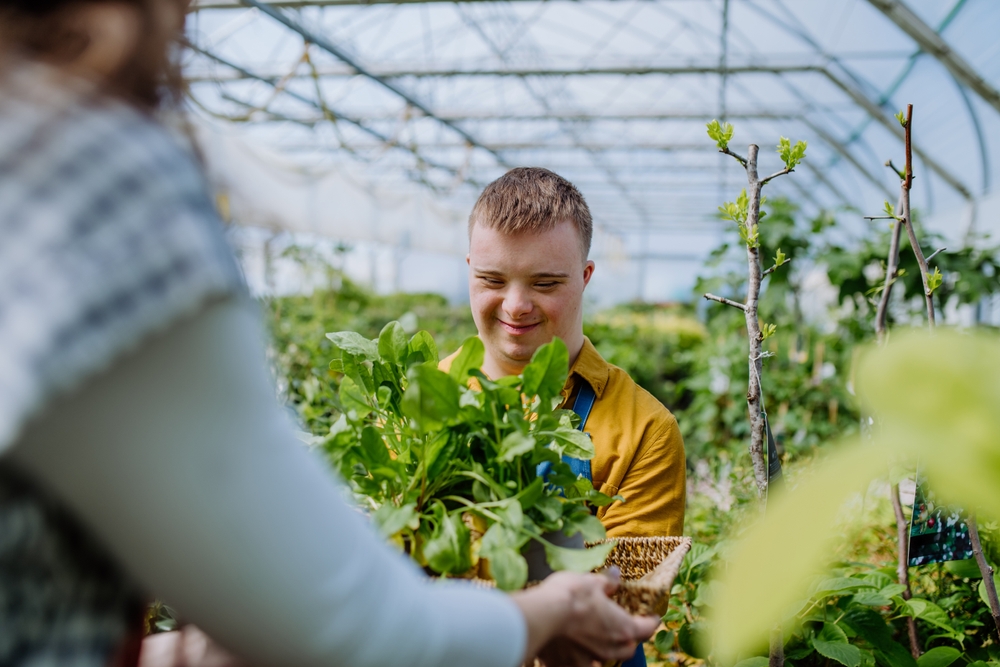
[498,319,542,336]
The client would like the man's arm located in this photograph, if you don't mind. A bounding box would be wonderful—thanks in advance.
[597,415,686,538]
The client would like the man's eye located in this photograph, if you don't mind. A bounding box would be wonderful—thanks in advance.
[535,282,558,289]
[480,277,503,286]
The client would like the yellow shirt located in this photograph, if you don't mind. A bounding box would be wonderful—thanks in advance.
[440,337,686,538]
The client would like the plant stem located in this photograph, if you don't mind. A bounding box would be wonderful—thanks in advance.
[899,105,935,327]
[769,627,784,667]
[874,194,904,345]
[891,483,921,658]
[742,144,769,498]
[968,515,1000,641]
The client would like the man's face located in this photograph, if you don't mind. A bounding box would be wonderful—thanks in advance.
[468,220,595,377]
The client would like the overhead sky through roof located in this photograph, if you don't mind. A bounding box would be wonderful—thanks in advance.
[183,0,1000,302]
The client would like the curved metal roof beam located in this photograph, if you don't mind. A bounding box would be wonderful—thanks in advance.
[799,118,894,200]
[185,42,478,187]
[239,0,511,168]
[744,0,972,201]
[866,0,1000,116]
[819,68,972,200]
[953,82,990,194]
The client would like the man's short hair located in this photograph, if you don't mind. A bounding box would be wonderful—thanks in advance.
[469,167,593,260]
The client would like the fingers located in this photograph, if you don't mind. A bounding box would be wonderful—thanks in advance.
[599,566,621,595]
[631,615,660,641]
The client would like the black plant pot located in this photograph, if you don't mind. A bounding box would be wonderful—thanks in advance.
[523,531,585,581]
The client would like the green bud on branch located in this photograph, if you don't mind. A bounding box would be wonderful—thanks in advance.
[778,136,807,170]
[707,119,734,152]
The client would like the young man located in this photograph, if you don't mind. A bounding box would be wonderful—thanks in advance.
[441,167,685,538]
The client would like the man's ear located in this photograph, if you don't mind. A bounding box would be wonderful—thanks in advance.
[63,2,143,83]
[582,260,595,287]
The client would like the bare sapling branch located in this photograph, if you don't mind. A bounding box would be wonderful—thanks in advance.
[704,293,747,310]
[705,121,807,501]
[874,195,905,345]
[897,105,936,326]
[926,247,947,263]
[891,483,921,658]
[721,146,749,167]
[706,121,807,667]
[969,516,1000,641]
[763,256,792,278]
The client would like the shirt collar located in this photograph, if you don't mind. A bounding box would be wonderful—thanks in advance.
[565,337,610,399]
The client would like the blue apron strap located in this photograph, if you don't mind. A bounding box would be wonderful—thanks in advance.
[565,381,596,482]
[536,380,597,483]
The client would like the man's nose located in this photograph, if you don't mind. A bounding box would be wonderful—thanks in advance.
[502,286,533,319]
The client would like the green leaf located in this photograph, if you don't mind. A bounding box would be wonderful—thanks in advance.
[818,622,849,644]
[339,376,372,417]
[843,607,894,649]
[901,598,956,635]
[733,658,769,667]
[878,583,907,598]
[654,630,676,654]
[424,510,472,575]
[486,543,528,591]
[425,430,455,479]
[516,477,545,511]
[852,592,893,607]
[883,200,897,218]
[874,642,918,667]
[895,110,907,127]
[678,622,708,659]
[481,523,528,591]
[778,136,807,170]
[916,647,961,667]
[372,503,417,538]
[360,426,389,465]
[377,321,408,364]
[812,577,876,597]
[978,573,1000,607]
[543,539,614,573]
[407,330,439,366]
[449,336,485,383]
[562,512,607,542]
[927,266,943,294]
[533,496,563,524]
[401,363,460,431]
[814,640,862,667]
[498,431,537,463]
[774,248,786,266]
[944,558,981,579]
[551,427,594,459]
[522,339,569,402]
[761,322,777,341]
[326,331,378,360]
[706,119,735,151]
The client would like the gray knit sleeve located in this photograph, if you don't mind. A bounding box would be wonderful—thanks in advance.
[0,77,244,453]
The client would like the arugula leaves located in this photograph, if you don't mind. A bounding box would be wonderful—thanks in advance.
[323,323,616,589]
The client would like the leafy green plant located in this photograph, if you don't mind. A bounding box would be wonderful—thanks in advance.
[322,323,618,590]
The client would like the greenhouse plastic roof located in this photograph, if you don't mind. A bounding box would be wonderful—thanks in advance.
[183,0,1000,300]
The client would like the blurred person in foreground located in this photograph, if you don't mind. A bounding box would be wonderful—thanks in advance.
[0,2,658,666]
[440,170,686,666]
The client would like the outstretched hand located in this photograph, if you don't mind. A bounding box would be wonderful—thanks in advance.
[511,568,659,666]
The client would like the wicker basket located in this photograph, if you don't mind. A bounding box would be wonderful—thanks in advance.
[590,536,693,616]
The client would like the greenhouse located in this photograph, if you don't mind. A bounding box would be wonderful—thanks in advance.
[2,1,1000,666]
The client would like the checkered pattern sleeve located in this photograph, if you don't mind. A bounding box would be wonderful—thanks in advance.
[0,72,245,454]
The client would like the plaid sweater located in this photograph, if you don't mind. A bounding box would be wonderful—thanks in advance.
[0,65,243,666]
